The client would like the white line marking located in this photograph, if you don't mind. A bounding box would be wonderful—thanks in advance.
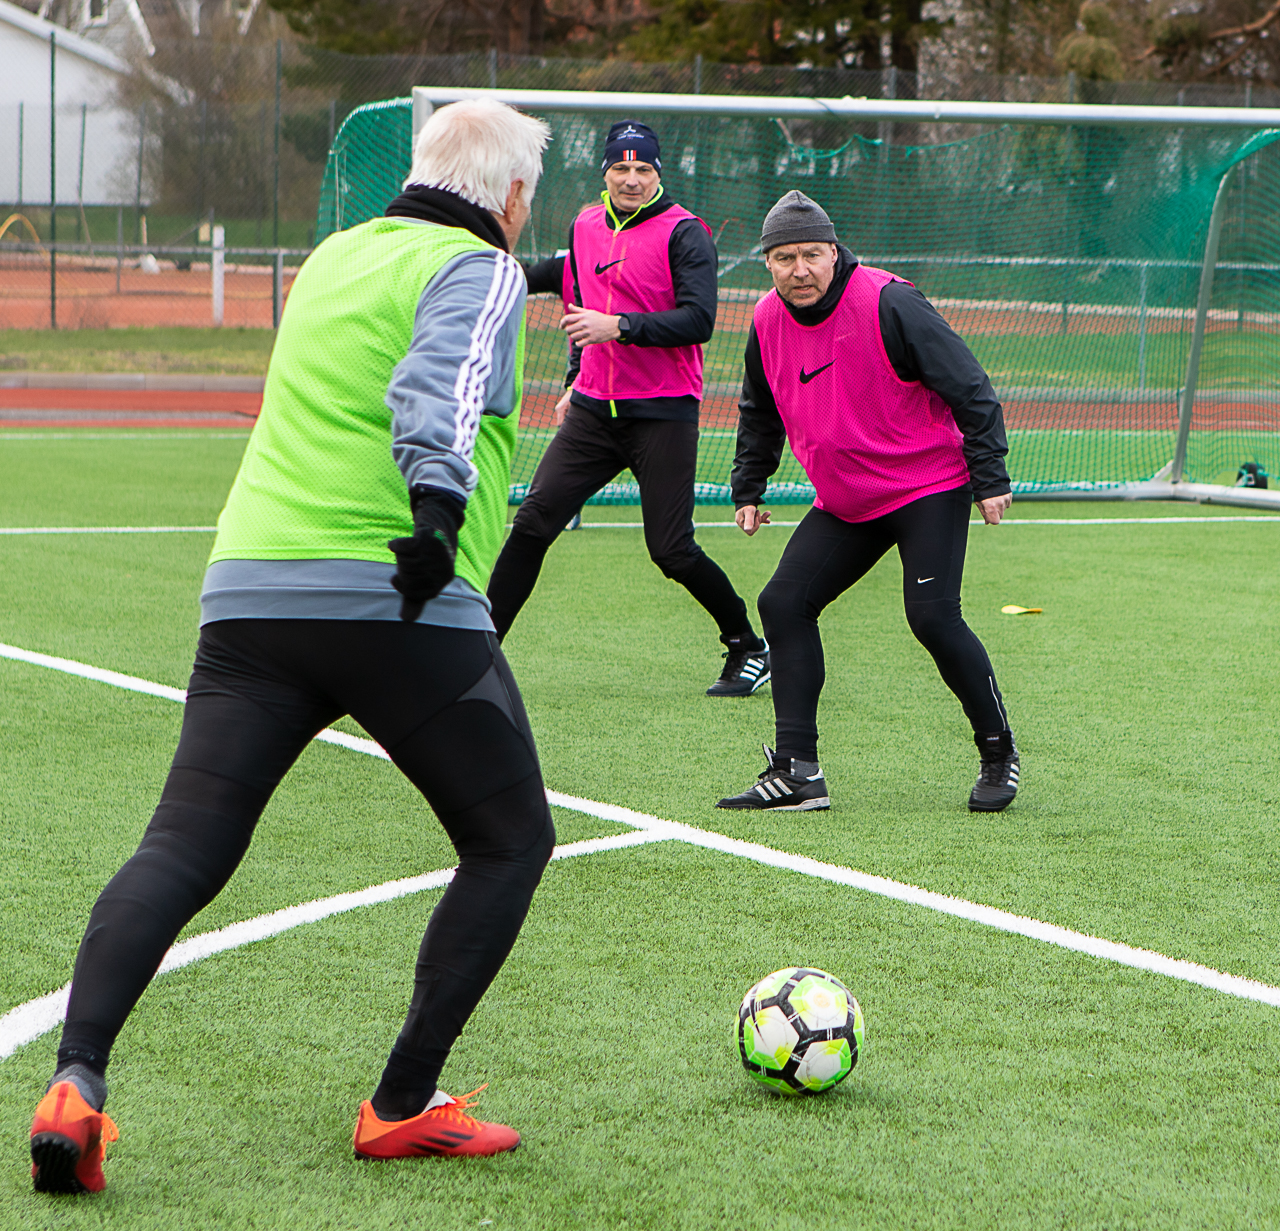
[982,517,1280,525]
[544,791,1280,1008]
[2,641,1279,1049]
[0,526,218,535]
[550,524,808,529]
[0,830,671,1061]
[0,643,189,703]
[528,517,1280,531]
[4,517,1278,537]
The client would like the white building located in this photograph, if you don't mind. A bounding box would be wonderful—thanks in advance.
[0,0,150,204]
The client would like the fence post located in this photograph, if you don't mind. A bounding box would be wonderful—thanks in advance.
[212,224,225,325]
[49,31,56,332]
[692,54,703,218]
[134,104,146,243]
[1171,166,1236,484]
[17,102,23,208]
[77,102,86,247]
[273,39,281,250]
[273,249,283,327]
[197,98,207,225]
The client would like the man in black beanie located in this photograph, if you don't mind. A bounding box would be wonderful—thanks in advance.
[487,120,771,698]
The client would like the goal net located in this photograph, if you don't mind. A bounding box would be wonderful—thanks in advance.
[316,93,1280,508]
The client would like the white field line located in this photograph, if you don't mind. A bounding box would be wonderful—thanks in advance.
[2,642,1279,1063]
[545,793,1280,1008]
[0,434,252,441]
[5,517,1280,537]
[992,517,1280,525]
[566,517,1280,528]
[0,526,218,535]
[0,830,670,1062]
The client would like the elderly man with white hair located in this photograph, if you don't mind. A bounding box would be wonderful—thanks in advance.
[28,99,552,1195]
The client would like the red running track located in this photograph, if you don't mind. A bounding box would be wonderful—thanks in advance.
[2,386,1275,435]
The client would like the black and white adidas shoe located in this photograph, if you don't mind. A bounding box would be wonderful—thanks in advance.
[717,745,830,811]
[968,729,1019,812]
[706,642,771,697]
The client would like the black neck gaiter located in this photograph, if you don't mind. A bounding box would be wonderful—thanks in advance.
[385,184,509,252]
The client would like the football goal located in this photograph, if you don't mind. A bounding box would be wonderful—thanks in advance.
[317,87,1280,511]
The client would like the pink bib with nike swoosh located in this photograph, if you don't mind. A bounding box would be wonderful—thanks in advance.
[754,263,970,522]
[567,201,709,402]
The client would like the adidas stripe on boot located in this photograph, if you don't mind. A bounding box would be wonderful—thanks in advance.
[353,1086,519,1159]
[716,745,830,811]
[969,729,1019,812]
[707,637,771,697]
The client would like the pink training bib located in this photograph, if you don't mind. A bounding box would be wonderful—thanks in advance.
[753,264,970,522]
[566,200,710,403]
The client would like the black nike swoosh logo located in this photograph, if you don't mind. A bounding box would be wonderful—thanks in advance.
[799,362,835,384]
[594,258,626,275]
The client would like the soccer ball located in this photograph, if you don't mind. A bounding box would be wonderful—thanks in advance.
[737,967,864,1094]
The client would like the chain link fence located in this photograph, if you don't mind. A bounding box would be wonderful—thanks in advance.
[4,46,1280,330]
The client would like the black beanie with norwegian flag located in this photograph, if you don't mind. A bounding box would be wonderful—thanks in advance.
[601,120,662,174]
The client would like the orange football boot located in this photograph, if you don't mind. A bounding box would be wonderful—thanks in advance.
[353,1086,520,1159]
[30,1081,119,1194]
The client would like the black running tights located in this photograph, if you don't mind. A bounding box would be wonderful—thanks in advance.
[487,407,751,641]
[57,619,554,1118]
[758,488,1008,763]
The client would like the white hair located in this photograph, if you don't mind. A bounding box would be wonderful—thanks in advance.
[404,98,551,212]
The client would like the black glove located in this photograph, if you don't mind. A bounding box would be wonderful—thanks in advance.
[388,486,466,623]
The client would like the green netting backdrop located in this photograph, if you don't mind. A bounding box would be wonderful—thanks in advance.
[316,99,1280,503]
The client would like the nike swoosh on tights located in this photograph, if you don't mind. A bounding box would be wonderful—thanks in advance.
[798,362,835,384]
[917,577,935,584]
[594,258,626,274]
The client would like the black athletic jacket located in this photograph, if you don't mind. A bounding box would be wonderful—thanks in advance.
[523,190,718,423]
[732,246,1012,508]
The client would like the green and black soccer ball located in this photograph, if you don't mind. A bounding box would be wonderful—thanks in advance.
[737,967,864,1094]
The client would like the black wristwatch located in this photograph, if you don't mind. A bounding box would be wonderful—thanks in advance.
[616,313,631,342]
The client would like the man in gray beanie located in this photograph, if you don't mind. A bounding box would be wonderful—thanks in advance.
[717,191,1021,814]
[758,189,840,252]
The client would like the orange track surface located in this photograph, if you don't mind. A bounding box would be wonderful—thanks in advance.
[0,266,297,329]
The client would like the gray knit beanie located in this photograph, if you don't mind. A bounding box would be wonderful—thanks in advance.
[760,190,838,252]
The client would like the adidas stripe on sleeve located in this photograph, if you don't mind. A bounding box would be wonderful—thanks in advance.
[388,249,527,500]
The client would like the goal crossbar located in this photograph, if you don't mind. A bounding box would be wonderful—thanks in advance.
[412,86,1280,131]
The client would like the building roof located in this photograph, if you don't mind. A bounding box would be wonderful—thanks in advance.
[0,0,132,72]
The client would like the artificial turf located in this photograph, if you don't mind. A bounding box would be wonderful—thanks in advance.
[3,432,1280,1228]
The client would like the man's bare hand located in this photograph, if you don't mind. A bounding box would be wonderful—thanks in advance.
[736,505,772,536]
[977,493,1012,525]
[560,303,622,346]
[553,387,573,425]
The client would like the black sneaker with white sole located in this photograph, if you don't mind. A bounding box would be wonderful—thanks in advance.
[717,745,830,811]
[968,729,1019,812]
[706,642,771,697]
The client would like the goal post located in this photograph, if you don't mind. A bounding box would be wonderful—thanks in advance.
[320,87,1280,511]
